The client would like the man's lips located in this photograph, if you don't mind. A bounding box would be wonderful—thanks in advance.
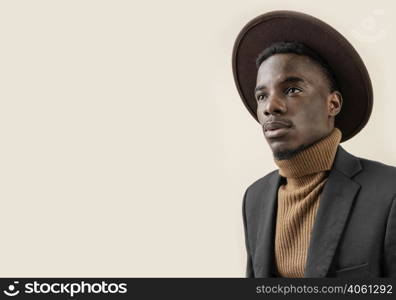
[263,121,292,138]
[264,121,292,131]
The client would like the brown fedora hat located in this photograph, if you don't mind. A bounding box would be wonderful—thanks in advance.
[232,10,373,142]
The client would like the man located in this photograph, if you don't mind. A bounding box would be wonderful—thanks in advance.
[232,11,396,277]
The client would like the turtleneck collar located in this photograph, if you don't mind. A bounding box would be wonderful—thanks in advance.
[274,127,342,178]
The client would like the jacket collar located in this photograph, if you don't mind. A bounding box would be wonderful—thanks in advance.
[255,145,362,277]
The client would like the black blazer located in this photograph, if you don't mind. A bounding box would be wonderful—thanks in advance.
[242,146,396,278]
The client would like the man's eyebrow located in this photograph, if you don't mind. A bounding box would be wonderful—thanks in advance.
[255,76,307,93]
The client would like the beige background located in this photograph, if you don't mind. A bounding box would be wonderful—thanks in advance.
[0,0,395,277]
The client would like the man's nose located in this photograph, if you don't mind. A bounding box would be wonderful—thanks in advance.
[263,94,287,116]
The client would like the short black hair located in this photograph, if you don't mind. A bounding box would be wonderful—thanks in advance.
[255,41,339,92]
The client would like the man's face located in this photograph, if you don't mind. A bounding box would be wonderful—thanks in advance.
[255,53,341,159]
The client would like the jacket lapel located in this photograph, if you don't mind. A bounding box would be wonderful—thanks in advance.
[304,146,362,277]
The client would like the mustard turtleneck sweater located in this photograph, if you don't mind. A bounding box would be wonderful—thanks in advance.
[273,127,342,278]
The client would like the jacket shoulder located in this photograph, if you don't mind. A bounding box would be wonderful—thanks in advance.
[243,170,279,211]
[358,157,396,178]
[355,156,396,193]
[245,169,278,193]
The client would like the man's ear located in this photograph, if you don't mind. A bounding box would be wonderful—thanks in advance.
[328,91,343,117]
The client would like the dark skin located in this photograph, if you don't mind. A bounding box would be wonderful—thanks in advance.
[255,53,343,160]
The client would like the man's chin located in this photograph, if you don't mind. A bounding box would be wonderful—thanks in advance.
[272,144,307,160]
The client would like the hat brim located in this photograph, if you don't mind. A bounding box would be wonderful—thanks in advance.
[232,10,373,143]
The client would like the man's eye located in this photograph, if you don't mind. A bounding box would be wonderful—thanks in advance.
[257,94,267,101]
[285,87,301,95]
